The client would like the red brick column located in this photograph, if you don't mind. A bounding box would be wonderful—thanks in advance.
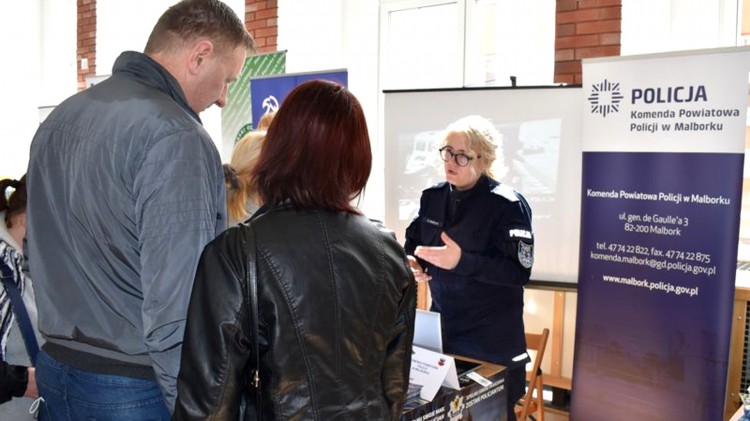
[77,0,97,91]
[245,0,278,53]
[555,0,621,85]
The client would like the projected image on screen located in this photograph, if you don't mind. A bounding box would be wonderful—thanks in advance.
[384,87,582,284]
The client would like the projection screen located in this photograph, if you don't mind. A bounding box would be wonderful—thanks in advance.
[383,86,583,284]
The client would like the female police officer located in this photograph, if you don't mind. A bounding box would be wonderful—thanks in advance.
[405,115,534,421]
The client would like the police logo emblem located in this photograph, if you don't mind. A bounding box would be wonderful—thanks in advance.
[448,394,465,420]
[518,241,533,269]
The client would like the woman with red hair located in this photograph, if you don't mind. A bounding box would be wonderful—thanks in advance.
[174,80,417,420]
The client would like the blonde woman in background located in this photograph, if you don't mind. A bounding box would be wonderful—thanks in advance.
[225,130,266,225]
[224,111,276,225]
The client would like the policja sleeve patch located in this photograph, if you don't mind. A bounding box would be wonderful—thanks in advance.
[508,229,532,240]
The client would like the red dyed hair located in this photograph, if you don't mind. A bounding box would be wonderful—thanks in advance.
[252,80,371,214]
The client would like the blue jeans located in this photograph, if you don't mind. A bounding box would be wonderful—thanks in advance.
[36,350,170,421]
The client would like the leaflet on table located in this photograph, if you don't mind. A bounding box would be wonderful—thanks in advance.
[409,345,460,401]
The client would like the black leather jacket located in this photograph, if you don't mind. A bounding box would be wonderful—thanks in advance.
[173,205,416,420]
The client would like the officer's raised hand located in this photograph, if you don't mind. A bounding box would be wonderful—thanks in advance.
[414,232,462,270]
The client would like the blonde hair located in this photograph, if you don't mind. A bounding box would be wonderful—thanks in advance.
[227,131,265,223]
[443,115,507,180]
[257,111,276,131]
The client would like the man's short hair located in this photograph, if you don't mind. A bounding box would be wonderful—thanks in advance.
[144,0,255,56]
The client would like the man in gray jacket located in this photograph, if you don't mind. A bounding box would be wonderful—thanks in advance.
[26,1,254,418]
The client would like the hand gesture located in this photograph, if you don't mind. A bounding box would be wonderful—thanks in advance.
[407,255,432,283]
[414,232,461,270]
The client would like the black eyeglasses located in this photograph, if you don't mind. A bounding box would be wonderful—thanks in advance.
[439,146,479,167]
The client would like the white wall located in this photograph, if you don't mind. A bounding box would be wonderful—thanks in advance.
[96,1,170,74]
[39,0,77,108]
[0,0,40,179]
[1,0,79,179]
[622,0,739,56]
[0,0,245,182]
[278,0,384,219]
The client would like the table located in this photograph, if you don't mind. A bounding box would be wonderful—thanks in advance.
[400,356,507,421]
[730,406,747,421]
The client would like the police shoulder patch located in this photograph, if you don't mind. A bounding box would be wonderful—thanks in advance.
[518,241,533,269]
[491,183,520,202]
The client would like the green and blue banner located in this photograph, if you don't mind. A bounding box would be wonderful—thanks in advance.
[249,69,347,129]
[221,50,286,147]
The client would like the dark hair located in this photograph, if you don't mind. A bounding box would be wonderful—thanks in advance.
[144,0,255,56]
[0,175,27,229]
[252,80,372,214]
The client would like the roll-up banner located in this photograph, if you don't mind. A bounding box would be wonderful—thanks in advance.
[249,70,348,129]
[221,51,286,147]
[572,47,750,420]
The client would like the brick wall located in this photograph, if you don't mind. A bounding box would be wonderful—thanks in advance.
[245,0,278,53]
[555,0,621,85]
[77,0,97,91]
[75,1,612,88]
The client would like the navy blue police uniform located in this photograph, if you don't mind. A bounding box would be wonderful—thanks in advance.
[405,174,534,419]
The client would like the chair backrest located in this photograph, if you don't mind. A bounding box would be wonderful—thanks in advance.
[526,328,550,374]
[517,328,550,420]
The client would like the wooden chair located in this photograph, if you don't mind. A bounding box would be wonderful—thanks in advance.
[515,328,550,421]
